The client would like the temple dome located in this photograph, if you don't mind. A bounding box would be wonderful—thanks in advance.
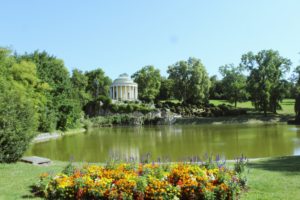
[112,73,137,86]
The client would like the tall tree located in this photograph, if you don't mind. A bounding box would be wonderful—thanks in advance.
[71,69,90,107]
[219,64,248,107]
[209,75,225,100]
[19,51,82,131]
[241,50,291,115]
[167,58,210,105]
[157,77,174,101]
[85,68,111,100]
[0,48,39,162]
[132,65,161,103]
[293,62,300,122]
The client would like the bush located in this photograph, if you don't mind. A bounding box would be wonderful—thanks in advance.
[0,82,37,163]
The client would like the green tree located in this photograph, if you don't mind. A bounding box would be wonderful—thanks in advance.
[0,48,38,162]
[157,77,174,101]
[167,58,210,105]
[219,64,248,107]
[293,62,300,122]
[84,68,111,117]
[132,65,161,103]
[71,69,91,107]
[85,68,111,100]
[209,75,225,100]
[241,50,291,115]
[19,51,82,131]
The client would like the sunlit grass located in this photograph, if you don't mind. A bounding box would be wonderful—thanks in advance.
[1,156,300,199]
[241,156,300,200]
[210,99,295,115]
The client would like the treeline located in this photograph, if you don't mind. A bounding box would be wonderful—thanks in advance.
[135,50,299,117]
[1,47,300,162]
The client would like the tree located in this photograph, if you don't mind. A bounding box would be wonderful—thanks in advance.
[19,51,82,131]
[132,65,161,103]
[241,50,291,115]
[209,75,225,100]
[85,68,111,100]
[219,64,248,107]
[84,68,111,117]
[293,60,300,122]
[71,69,90,107]
[157,77,174,101]
[0,48,38,162]
[167,57,210,105]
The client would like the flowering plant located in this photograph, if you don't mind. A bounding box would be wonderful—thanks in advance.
[36,162,246,199]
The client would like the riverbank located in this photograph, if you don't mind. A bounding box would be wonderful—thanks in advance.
[174,114,294,125]
[32,128,86,143]
[0,155,299,199]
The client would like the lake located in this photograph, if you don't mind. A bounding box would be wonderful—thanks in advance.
[26,124,300,162]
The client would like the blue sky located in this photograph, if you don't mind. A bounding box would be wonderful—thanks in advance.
[1,0,300,79]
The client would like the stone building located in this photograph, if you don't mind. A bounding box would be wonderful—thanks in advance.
[110,73,138,101]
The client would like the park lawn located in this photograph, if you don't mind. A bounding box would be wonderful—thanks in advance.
[241,156,300,200]
[0,156,300,199]
[0,161,65,200]
[210,99,295,115]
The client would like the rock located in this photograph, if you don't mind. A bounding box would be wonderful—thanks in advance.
[21,156,51,166]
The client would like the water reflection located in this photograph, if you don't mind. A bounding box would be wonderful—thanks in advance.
[26,124,300,162]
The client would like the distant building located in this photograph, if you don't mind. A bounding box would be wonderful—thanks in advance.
[110,73,138,101]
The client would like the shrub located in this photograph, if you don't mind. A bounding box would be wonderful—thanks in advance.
[0,82,37,163]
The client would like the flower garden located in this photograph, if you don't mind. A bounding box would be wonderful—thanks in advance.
[36,160,247,200]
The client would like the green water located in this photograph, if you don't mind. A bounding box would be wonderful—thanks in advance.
[26,124,300,162]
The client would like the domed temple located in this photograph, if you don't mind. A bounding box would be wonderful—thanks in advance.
[110,73,138,101]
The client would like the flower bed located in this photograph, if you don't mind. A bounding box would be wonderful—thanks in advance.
[36,162,246,200]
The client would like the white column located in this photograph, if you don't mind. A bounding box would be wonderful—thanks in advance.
[120,85,123,100]
[110,87,112,99]
[136,86,138,99]
[116,86,119,100]
[112,86,115,99]
[129,86,131,100]
[134,87,136,100]
[125,86,127,100]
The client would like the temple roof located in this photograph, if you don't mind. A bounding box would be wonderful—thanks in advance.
[111,73,137,86]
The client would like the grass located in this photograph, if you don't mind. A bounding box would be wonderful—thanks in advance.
[210,99,295,115]
[241,156,300,200]
[0,162,65,200]
[0,156,300,199]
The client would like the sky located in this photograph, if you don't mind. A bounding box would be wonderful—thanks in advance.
[1,0,300,79]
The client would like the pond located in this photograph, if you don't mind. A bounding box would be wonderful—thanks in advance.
[26,124,300,162]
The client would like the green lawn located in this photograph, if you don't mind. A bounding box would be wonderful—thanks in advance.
[241,156,300,200]
[0,162,65,200]
[1,156,300,199]
[210,99,295,115]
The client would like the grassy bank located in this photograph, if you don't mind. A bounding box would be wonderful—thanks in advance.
[0,156,299,199]
[209,99,295,115]
[174,114,293,125]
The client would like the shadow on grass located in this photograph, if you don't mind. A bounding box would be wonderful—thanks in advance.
[21,185,43,199]
[248,156,300,174]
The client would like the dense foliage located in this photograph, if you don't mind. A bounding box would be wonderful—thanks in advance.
[167,58,211,105]
[36,162,247,200]
[219,64,248,107]
[18,51,83,131]
[241,50,291,115]
[0,49,39,162]
[132,66,161,103]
